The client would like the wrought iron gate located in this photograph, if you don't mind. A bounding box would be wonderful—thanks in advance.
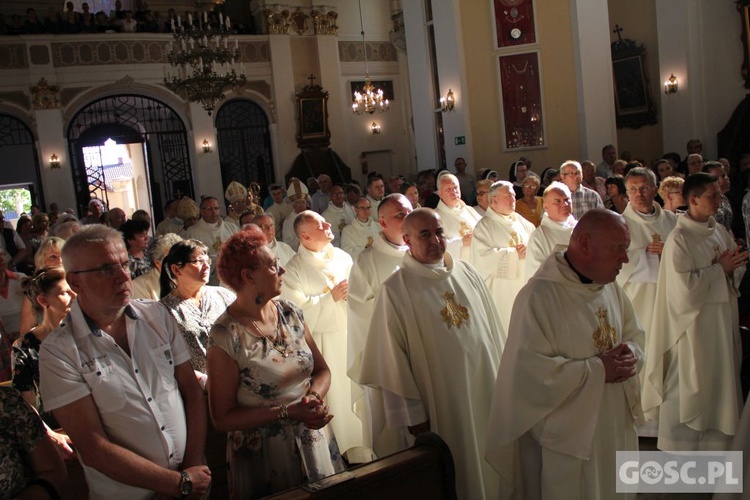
[0,114,43,207]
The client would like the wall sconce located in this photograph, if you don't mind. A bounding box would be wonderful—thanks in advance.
[49,153,61,169]
[202,139,213,153]
[440,89,455,112]
[664,74,679,95]
[371,122,381,135]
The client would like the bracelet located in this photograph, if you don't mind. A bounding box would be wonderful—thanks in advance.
[278,404,290,424]
[26,479,61,500]
[308,391,322,402]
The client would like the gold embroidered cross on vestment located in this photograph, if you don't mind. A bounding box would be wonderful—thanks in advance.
[440,292,469,328]
[592,308,618,352]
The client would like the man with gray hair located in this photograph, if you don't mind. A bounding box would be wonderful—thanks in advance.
[132,233,183,300]
[435,172,482,261]
[39,225,210,499]
[311,173,333,214]
[470,180,535,333]
[524,181,577,280]
[560,160,604,220]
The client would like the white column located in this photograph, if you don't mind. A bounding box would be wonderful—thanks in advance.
[317,35,346,157]
[268,35,297,182]
[570,0,618,159]
[36,108,77,212]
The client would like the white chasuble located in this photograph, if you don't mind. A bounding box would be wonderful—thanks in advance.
[184,218,238,285]
[280,244,363,452]
[268,238,296,267]
[435,200,482,261]
[642,214,745,451]
[347,234,409,457]
[281,214,300,251]
[470,208,535,334]
[341,218,380,260]
[358,252,504,500]
[322,202,354,248]
[524,214,576,281]
[486,251,644,500]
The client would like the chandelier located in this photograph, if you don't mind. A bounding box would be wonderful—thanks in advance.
[352,0,389,115]
[164,12,246,116]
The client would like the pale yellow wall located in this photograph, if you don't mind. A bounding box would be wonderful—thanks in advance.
[607,0,664,165]
[460,0,581,177]
[290,37,321,90]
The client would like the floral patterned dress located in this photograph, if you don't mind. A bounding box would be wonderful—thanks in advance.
[208,299,344,499]
[160,286,235,374]
[0,387,45,498]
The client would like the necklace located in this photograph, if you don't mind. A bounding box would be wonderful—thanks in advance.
[246,304,291,358]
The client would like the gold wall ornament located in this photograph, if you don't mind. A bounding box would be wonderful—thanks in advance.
[441,292,470,328]
[30,78,61,110]
[290,7,309,35]
[592,308,618,352]
[651,233,661,243]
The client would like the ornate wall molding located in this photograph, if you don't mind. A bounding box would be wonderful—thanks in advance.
[338,41,397,63]
[31,78,61,110]
[260,5,338,35]
[0,92,32,113]
[0,44,29,69]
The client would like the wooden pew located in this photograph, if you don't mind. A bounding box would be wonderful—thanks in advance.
[267,432,458,500]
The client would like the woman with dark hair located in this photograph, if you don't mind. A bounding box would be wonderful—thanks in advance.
[400,181,421,208]
[159,239,234,388]
[208,226,343,499]
[14,267,76,459]
[605,175,628,214]
[120,218,151,279]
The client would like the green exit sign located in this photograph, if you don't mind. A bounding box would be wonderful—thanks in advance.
[454,136,466,145]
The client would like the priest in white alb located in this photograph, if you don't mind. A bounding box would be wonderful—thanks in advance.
[265,183,294,240]
[486,209,644,500]
[470,180,535,333]
[524,181,576,280]
[435,173,482,261]
[642,172,748,451]
[280,210,363,453]
[322,184,353,247]
[280,178,309,251]
[341,197,380,260]
[357,208,504,500]
[184,196,238,285]
[252,214,296,266]
[347,194,412,457]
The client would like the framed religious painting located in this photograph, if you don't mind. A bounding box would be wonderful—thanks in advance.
[737,0,750,88]
[611,32,657,128]
[498,51,545,150]
[492,0,537,48]
[295,75,331,148]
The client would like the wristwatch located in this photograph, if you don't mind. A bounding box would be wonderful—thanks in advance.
[179,471,193,497]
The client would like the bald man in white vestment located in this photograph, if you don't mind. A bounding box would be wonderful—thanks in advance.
[487,209,643,500]
[253,214,296,266]
[524,182,576,281]
[321,184,353,247]
[434,173,482,261]
[643,173,748,451]
[347,194,412,457]
[280,211,363,453]
[470,181,535,333]
[341,197,380,260]
[358,208,504,500]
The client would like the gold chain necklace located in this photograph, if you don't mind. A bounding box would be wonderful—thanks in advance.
[247,304,291,358]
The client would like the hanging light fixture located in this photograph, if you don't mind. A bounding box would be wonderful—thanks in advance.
[164,11,246,116]
[352,0,389,115]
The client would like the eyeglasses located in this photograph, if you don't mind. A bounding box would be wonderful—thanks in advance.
[186,256,212,267]
[68,261,130,277]
[626,187,653,195]
[270,258,281,274]
[257,223,274,231]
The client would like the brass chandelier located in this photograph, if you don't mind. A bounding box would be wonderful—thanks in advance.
[164,12,246,116]
[352,0,389,115]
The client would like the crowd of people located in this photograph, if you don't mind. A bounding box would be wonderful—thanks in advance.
[1,137,750,499]
[0,3,255,35]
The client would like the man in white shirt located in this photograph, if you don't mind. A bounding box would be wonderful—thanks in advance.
[341,198,380,260]
[525,181,577,280]
[322,184,354,247]
[39,225,210,500]
[470,180,535,333]
[434,173,482,261]
[347,193,412,456]
[281,211,362,453]
[184,196,238,285]
[358,208,504,500]
[253,213,295,266]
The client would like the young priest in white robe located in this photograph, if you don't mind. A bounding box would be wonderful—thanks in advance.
[280,211,363,453]
[341,198,380,260]
[321,184,353,247]
[524,181,577,281]
[642,172,748,451]
[253,214,296,267]
[347,194,412,457]
[358,208,504,500]
[470,180,535,333]
[486,209,644,500]
[434,173,482,261]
